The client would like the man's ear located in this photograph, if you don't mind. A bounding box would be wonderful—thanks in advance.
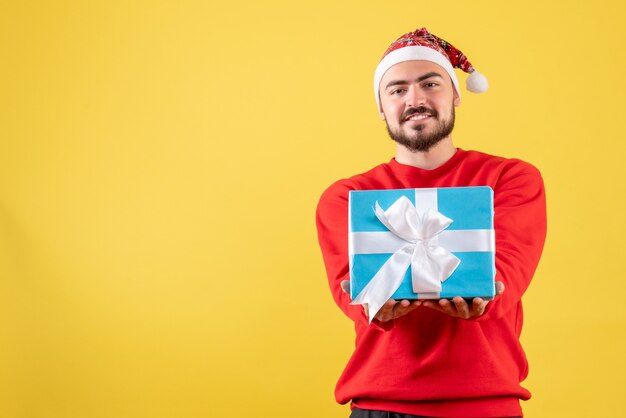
[453,90,461,107]
[379,100,386,120]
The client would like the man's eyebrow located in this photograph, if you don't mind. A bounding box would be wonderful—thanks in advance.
[384,72,444,90]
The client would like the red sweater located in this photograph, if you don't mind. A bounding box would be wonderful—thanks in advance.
[316,149,546,418]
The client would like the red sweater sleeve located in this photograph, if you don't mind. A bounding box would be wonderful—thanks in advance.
[477,160,547,321]
[316,181,365,323]
[316,181,393,329]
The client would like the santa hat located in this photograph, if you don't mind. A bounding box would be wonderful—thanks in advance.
[374,28,488,110]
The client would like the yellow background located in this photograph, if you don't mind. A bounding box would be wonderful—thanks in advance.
[1,1,625,417]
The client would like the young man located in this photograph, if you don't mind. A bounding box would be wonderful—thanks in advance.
[316,28,547,418]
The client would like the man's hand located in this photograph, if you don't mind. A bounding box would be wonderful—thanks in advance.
[341,280,505,321]
[341,280,421,322]
[421,281,505,319]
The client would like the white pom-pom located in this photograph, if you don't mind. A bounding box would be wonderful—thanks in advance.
[466,70,488,93]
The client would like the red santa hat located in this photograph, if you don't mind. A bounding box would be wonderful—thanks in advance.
[374,27,488,110]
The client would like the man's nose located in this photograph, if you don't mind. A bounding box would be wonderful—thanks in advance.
[405,86,425,108]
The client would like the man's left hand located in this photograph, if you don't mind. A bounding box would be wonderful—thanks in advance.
[421,281,505,319]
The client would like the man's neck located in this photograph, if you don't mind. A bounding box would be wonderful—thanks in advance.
[395,138,457,170]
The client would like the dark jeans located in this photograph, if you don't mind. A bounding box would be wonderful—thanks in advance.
[350,407,522,418]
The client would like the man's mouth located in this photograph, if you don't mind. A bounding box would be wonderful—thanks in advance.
[405,114,431,122]
[403,107,436,123]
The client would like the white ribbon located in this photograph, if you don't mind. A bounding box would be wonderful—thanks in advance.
[351,195,461,321]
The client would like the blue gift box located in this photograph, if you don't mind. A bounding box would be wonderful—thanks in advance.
[349,187,496,301]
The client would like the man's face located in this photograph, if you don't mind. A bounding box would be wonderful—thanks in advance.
[379,60,460,153]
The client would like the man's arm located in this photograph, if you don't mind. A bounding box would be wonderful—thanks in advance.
[316,181,377,326]
[316,161,546,325]
[423,162,546,321]
[317,181,411,328]
[468,161,547,321]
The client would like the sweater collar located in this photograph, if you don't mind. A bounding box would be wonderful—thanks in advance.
[389,148,466,178]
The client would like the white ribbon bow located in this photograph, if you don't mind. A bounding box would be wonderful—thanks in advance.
[351,196,460,321]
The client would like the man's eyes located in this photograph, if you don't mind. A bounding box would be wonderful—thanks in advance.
[389,83,439,95]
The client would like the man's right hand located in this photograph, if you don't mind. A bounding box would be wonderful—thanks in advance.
[341,280,421,322]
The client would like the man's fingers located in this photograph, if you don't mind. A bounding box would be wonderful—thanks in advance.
[341,280,350,294]
[452,297,470,318]
[471,298,488,316]
[495,281,505,296]
[422,297,489,319]
[438,299,456,316]
[374,299,397,322]
[421,300,444,313]
[374,299,422,322]
[392,300,421,318]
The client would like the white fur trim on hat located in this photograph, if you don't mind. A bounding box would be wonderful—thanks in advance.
[466,70,488,93]
[374,45,460,111]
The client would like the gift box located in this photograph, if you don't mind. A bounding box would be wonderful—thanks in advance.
[349,187,495,314]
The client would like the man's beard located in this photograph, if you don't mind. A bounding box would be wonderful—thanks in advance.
[386,106,455,152]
